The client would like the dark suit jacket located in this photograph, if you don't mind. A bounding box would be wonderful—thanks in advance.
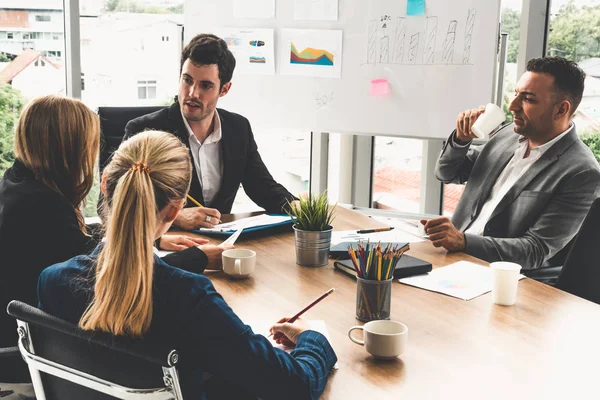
[124,102,296,214]
[0,160,207,355]
[38,249,337,399]
[436,125,600,271]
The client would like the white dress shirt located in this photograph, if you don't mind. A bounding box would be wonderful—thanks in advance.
[463,124,573,236]
[182,110,224,205]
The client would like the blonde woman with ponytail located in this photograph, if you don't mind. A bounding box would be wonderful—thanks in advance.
[38,131,337,400]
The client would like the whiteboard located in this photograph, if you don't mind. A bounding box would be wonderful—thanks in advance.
[185,0,500,139]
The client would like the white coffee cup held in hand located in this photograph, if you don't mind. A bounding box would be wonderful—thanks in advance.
[348,320,408,360]
[471,103,506,139]
[490,261,522,306]
[222,249,256,279]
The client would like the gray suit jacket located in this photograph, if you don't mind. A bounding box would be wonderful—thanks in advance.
[436,123,600,270]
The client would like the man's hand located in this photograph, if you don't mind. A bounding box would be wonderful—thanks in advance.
[159,235,209,251]
[269,317,311,348]
[174,207,222,230]
[456,106,486,144]
[198,243,234,270]
[420,217,466,252]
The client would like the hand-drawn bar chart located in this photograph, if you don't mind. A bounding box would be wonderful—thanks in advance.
[365,9,477,66]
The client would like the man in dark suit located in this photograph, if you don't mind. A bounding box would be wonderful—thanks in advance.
[124,34,296,230]
[421,57,600,281]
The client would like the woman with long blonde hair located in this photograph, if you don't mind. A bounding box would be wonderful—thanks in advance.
[38,131,337,399]
[0,96,225,382]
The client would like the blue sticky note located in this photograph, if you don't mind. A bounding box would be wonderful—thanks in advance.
[407,0,425,16]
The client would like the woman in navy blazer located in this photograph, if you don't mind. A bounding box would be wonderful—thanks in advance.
[38,131,337,399]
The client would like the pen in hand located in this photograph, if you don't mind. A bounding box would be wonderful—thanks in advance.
[268,288,335,337]
[187,194,222,224]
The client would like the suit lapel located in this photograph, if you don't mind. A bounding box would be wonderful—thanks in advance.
[488,129,578,221]
[168,102,205,205]
[213,109,232,207]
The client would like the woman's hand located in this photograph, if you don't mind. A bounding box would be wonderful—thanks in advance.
[199,243,235,270]
[269,317,311,348]
[159,235,209,251]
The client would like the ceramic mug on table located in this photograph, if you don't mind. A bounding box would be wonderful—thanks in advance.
[222,249,256,279]
[348,320,408,360]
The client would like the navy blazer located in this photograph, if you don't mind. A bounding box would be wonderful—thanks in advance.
[38,251,337,400]
[123,102,296,214]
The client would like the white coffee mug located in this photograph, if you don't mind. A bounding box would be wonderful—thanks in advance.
[348,320,408,360]
[490,261,521,306]
[471,103,506,139]
[222,249,256,279]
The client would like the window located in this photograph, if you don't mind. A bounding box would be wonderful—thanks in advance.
[7,32,13,40]
[35,15,51,22]
[78,0,185,216]
[546,0,600,138]
[372,137,422,213]
[137,80,157,99]
[23,32,42,40]
[52,33,60,40]
[43,50,62,58]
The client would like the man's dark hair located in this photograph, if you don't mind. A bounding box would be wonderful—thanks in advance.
[526,56,586,114]
[180,34,236,88]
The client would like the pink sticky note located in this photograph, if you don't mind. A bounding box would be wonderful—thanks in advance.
[370,79,390,96]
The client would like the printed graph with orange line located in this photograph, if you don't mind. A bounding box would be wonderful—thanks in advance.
[290,43,334,66]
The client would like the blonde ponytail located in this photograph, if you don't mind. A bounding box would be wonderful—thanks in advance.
[80,131,192,337]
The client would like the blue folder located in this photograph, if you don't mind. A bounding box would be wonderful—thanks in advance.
[193,214,293,237]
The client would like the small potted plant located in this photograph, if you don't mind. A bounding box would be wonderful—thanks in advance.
[287,192,336,267]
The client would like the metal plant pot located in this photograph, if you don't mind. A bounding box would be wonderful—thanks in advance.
[293,225,333,267]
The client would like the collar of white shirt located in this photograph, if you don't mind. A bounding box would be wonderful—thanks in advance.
[182,109,222,145]
[516,122,574,159]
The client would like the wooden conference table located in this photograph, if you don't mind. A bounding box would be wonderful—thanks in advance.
[181,207,600,400]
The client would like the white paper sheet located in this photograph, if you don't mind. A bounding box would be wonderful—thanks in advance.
[399,261,526,301]
[218,28,275,75]
[233,0,275,19]
[222,228,244,246]
[280,29,343,78]
[294,0,338,21]
[331,229,423,246]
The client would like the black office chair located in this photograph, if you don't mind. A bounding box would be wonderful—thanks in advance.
[97,106,165,173]
[555,198,600,305]
[7,300,183,399]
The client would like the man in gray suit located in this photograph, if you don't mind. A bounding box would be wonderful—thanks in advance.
[421,57,600,281]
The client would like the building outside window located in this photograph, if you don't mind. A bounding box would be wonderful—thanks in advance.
[35,15,51,22]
